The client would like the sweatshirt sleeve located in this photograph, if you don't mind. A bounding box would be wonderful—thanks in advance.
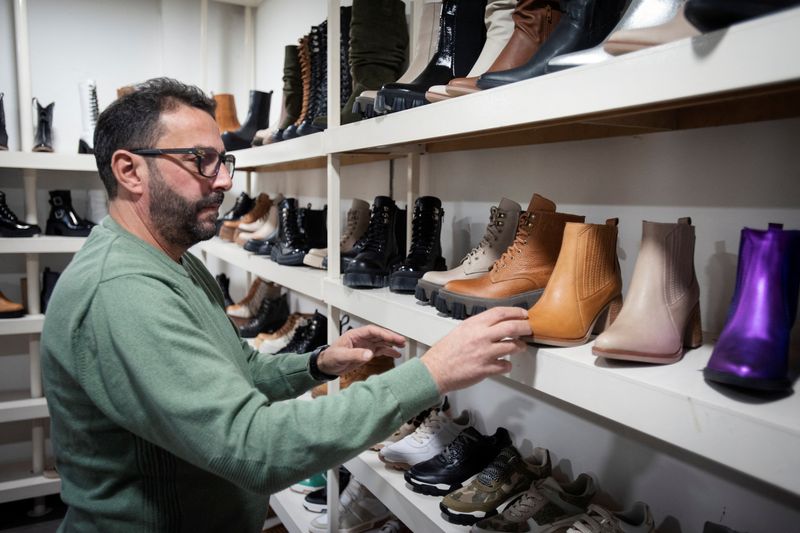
[81,275,441,495]
[241,339,321,400]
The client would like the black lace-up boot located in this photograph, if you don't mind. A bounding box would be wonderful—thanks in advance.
[45,190,95,237]
[0,93,8,150]
[238,293,290,338]
[277,310,328,354]
[216,192,254,233]
[344,196,406,288]
[0,191,41,237]
[33,98,54,153]
[390,196,446,293]
[297,21,328,137]
[312,6,354,129]
[271,198,310,265]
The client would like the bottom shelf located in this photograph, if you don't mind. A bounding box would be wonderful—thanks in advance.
[269,487,318,533]
[0,461,60,504]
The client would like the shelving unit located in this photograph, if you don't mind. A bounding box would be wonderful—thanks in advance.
[269,488,318,533]
[0,460,60,505]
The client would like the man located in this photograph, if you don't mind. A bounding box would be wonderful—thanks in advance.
[41,78,531,532]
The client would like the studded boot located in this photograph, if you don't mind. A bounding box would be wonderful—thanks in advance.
[298,21,328,136]
[45,190,95,237]
[78,80,99,154]
[271,198,311,266]
[277,310,328,354]
[390,196,447,293]
[33,98,54,153]
[0,190,41,237]
[0,93,8,150]
[344,196,406,288]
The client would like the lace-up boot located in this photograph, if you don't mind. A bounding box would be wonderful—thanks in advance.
[277,310,327,354]
[344,196,406,288]
[417,197,520,306]
[237,293,290,338]
[0,190,41,237]
[370,405,436,451]
[270,198,310,265]
[308,479,390,533]
[45,190,95,237]
[437,194,583,318]
[405,427,511,496]
[78,79,99,154]
[552,502,655,533]
[314,197,371,268]
[257,313,308,354]
[216,192,254,233]
[390,196,447,293]
[240,194,283,249]
[33,98,54,152]
[297,22,328,137]
[441,446,551,525]
[226,278,280,319]
[312,6,355,129]
[220,193,271,241]
[0,93,8,150]
[379,408,471,470]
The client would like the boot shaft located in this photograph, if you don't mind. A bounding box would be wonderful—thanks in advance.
[281,45,303,127]
[341,198,371,252]
[362,195,402,256]
[278,198,304,245]
[1,92,8,149]
[79,79,99,132]
[213,94,241,133]
[466,0,517,77]
[408,196,445,260]
[489,0,561,72]
[427,0,488,79]
[33,98,54,152]
[462,197,521,274]
[239,90,272,132]
[349,0,409,88]
[299,204,328,249]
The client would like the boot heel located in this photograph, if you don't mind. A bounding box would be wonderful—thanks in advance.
[593,294,623,335]
[683,302,703,349]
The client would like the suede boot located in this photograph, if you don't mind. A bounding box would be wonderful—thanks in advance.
[257,46,301,145]
[213,94,241,133]
[283,36,311,140]
[390,196,447,293]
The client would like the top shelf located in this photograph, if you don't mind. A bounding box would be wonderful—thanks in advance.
[0,152,96,172]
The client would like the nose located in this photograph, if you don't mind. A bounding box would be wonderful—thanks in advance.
[212,165,234,192]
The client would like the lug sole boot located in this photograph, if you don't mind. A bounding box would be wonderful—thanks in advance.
[32,98,54,153]
[238,293,291,338]
[297,22,328,137]
[593,218,702,364]
[45,190,95,237]
[271,198,310,266]
[390,196,447,293]
[527,219,623,347]
[344,196,406,289]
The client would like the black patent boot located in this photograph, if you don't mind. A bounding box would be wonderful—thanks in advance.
[390,196,446,293]
[278,310,328,354]
[0,93,8,150]
[343,196,405,288]
[216,192,254,233]
[298,21,328,136]
[238,293,290,338]
[299,204,328,250]
[221,90,272,151]
[271,198,310,266]
[33,98,55,153]
[45,190,95,237]
[375,0,487,114]
[0,190,41,237]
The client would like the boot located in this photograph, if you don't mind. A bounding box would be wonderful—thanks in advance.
[234,194,276,244]
[227,278,280,319]
[593,218,702,364]
[300,204,328,250]
[283,35,311,140]
[222,90,272,150]
[390,196,447,293]
[311,354,395,396]
[703,224,800,392]
[297,22,328,137]
[604,3,700,55]
[215,273,235,308]
[0,93,8,150]
[0,290,24,319]
[78,80,99,154]
[416,197,520,307]
[313,6,356,128]
[319,198,376,270]
[239,193,283,248]
[437,194,584,319]
[527,219,623,347]
[216,192,254,233]
[256,46,301,145]
[45,190,95,237]
[376,0,488,114]
[220,193,271,241]
[238,293,291,338]
[546,0,683,73]
[478,0,627,89]
[277,310,328,354]
[32,98,54,153]
[271,198,311,266]
[344,196,406,288]
[214,93,241,133]
[0,190,41,237]
[40,267,61,314]
[684,0,800,33]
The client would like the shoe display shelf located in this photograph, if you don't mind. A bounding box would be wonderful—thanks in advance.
[0,459,60,505]
[0,152,96,172]
[268,488,316,533]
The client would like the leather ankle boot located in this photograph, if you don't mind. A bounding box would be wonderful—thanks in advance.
[416,197,521,306]
[239,194,283,248]
[0,290,24,319]
[78,80,99,154]
[376,0,488,114]
[593,218,702,364]
[33,98,54,153]
[234,194,276,243]
[604,4,699,55]
[260,46,302,144]
[277,310,328,354]
[222,90,272,151]
[390,196,447,293]
[215,273,234,308]
[271,198,311,266]
[238,293,291,338]
[704,224,800,392]
[478,0,627,89]
[45,190,95,237]
[283,35,311,140]
[344,196,406,288]
[300,204,328,250]
[437,194,584,319]
[527,219,623,347]
[227,278,280,319]
[327,199,379,270]
[0,190,41,237]
[297,22,328,137]
[0,92,9,151]
[216,192,254,233]
[213,94,241,133]
[220,193,271,241]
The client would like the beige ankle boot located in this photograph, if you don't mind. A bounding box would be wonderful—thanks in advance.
[593,218,702,364]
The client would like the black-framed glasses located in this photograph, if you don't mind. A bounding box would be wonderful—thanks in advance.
[130,147,236,179]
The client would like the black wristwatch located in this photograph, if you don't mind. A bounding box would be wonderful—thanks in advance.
[308,344,337,381]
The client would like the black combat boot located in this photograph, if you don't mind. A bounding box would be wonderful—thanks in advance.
[311,6,355,129]
[390,196,447,293]
[238,293,290,338]
[300,204,327,250]
[216,192,254,233]
[45,190,95,237]
[277,310,328,354]
[297,21,328,137]
[343,196,406,288]
[33,98,55,153]
[271,198,310,266]
[221,90,272,151]
[0,190,41,237]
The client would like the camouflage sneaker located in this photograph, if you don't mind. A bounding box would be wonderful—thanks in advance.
[546,502,655,533]
[440,445,551,526]
[471,474,596,532]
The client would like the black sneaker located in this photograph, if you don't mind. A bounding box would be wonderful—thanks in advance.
[303,467,351,513]
[404,427,511,496]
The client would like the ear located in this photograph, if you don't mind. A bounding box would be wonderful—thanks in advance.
[111,149,147,195]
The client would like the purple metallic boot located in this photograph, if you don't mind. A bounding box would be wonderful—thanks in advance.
[704,224,800,391]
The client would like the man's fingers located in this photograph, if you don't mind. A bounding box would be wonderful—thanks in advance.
[486,358,514,375]
[373,347,403,359]
[351,325,406,347]
[468,306,529,326]
[488,319,533,341]
[484,339,527,359]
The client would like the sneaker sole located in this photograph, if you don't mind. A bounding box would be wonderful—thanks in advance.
[437,289,544,319]
[302,501,326,513]
[405,475,461,496]
[439,501,497,526]
[377,454,412,471]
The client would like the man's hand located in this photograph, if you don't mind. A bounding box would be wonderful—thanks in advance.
[421,307,531,393]
[316,325,406,376]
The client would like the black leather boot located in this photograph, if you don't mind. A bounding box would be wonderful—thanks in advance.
[271,198,311,265]
[375,0,487,114]
[40,267,61,313]
[0,93,8,151]
[390,196,447,293]
[277,310,328,354]
[0,190,41,237]
[343,196,406,288]
[33,98,54,153]
[298,21,328,136]
[478,0,627,89]
[216,192,254,233]
[300,204,328,250]
[685,0,800,32]
[215,273,235,308]
[221,90,272,151]
[238,293,290,338]
[312,6,355,129]
[45,190,95,237]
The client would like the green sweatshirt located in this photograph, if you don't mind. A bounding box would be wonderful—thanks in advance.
[41,216,440,533]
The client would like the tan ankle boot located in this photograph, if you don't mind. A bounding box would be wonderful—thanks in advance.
[528,219,623,347]
[311,355,395,398]
[593,218,702,364]
[213,94,241,133]
[0,290,24,318]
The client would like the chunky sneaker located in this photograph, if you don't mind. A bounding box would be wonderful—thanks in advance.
[304,467,351,514]
[370,405,435,452]
[471,474,597,532]
[405,427,512,496]
[308,479,390,533]
[440,446,552,526]
[379,408,471,470]
[552,502,655,533]
[290,472,326,494]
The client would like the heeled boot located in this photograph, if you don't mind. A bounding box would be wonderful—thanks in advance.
[78,80,99,154]
[213,94,241,133]
[593,218,702,364]
[344,196,406,288]
[390,196,447,293]
[33,98,55,153]
[604,3,699,55]
[527,219,623,347]
[221,90,272,151]
[283,35,311,140]
[298,22,328,137]
[0,190,41,237]
[0,93,8,150]
[45,190,95,237]
[704,224,800,391]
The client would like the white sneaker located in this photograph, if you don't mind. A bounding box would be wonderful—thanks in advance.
[308,479,390,533]
[379,408,471,470]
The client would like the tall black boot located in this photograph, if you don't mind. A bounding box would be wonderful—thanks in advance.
[376,0,487,114]
[271,198,310,266]
[45,190,95,237]
[390,196,447,293]
[33,98,54,153]
[278,310,328,354]
[238,293,290,338]
[0,93,8,151]
[221,90,272,151]
[40,267,61,313]
[297,21,328,136]
[312,6,355,129]
[0,190,41,237]
[216,192,254,233]
[343,196,406,288]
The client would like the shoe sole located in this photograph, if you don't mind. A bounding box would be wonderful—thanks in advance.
[302,501,326,513]
[375,89,428,115]
[414,278,443,307]
[0,310,25,319]
[404,475,461,496]
[271,250,307,266]
[389,274,422,293]
[437,289,544,319]
[703,367,791,392]
[353,96,377,118]
[377,454,412,471]
[439,501,498,526]
[343,272,389,289]
[302,254,326,269]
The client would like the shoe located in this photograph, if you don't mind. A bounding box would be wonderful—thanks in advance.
[379,408,471,470]
[440,446,552,525]
[221,193,271,241]
[0,190,42,237]
[40,267,61,313]
[213,93,241,133]
[527,219,623,347]
[593,218,702,364]
[32,98,54,152]
[551,502,655,533]
[703,224,800,391]
[233,193,275,237]
[45,190,96,237]
[372,516,411,533]
[684,0,800,33]
[77,80,99,154]
[221,90,272,150]
[311,354,395,397]
[226,278,279,319]
[296,22,328,137]
[471,473,596,532]
[300,203,328,250]
[341,198,372,253]
[312,7,358,129]
[271,198,310,265]
[370,405,436,452]
[215,273,234,308]
[277,310,327,354]
[237,293,290,338]
[265,45,302,144]
[257,314,308,354]
[303,248,328,269]
[0,290,24,319]
[437,194,584,319]
[344,196,406,289]
[389,196,447,293]
[304,467,351,513]
[283,35,311,141]
[216,192,254,233]
[416,197,520,307]
[237,196,282,247]
[0,93,8,150]
[405,426,512,496]
[291,472,326,494]
[308,479,390,533]
[603,3,700,55]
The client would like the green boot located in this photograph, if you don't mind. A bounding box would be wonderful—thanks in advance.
[266,45,302,144]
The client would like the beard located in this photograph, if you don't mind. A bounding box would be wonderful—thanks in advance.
[147,163,224,249]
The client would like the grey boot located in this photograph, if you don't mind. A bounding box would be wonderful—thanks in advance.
[0,93,8,150]
[33,98,54,153]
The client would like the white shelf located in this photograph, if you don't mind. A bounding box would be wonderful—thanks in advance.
[269,487,317,533]
[0,314,44,336]
[0,236,87,253]
[0,392,48,424]
[197,238,326,301]
[234,133,327,171]
[0,461,60,504]
[0,151,96,172]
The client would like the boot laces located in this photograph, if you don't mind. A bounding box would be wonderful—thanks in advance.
[408,206,439,259]
[494,212,532,271]
[505,486,546,520]
[567,505,618,533]
[281,206,302,242]
[441,433,471,463]
[0,201,19,221]
[361,206,391,254]
[409,410,446,444]
[340,210,359,247]
[477,450,517,486]
[463,206,505,265]
[89,86,99,124]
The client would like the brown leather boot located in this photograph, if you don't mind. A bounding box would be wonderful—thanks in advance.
[527,219,623,347]
[220,193,271,242]
[437,193,584,319]
[0,290,24,319]
[213,94,241,133]
[311,355,395,397]
[283,35,312,140]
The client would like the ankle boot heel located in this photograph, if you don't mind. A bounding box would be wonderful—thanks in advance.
[593,295,623,335]
[683,303,703,349]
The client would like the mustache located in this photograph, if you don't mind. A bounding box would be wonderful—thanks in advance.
[196,192,225,211]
